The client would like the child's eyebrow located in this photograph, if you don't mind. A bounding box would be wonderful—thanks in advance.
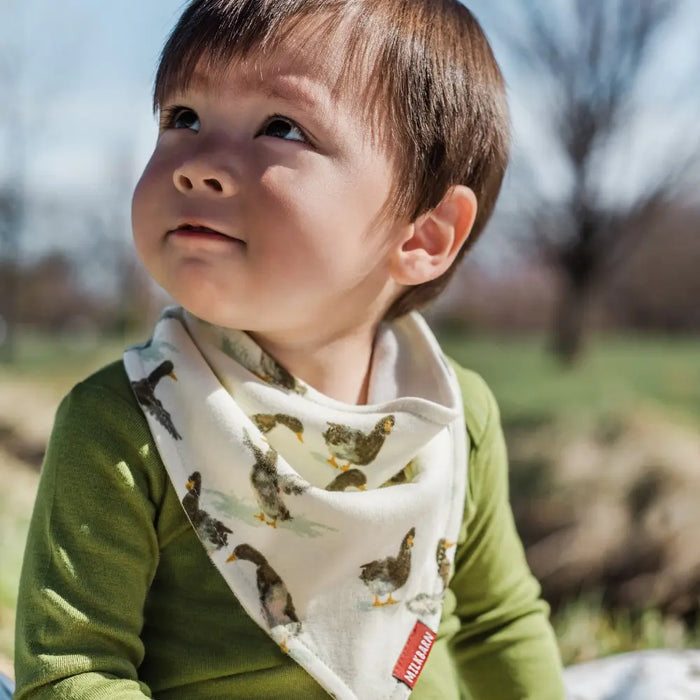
[180,67,335,117]
[260,78,331,114]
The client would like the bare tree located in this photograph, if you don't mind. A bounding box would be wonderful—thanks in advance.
[471,0,699,363]
[82,146,158,336]
[0,6,27,362]
[0,1,85,361]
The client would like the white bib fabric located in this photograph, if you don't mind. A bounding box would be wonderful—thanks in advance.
[123,307,468,700]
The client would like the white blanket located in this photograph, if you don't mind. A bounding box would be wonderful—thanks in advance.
[564,650,700,700]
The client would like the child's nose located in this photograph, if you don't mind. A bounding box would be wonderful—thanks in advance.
[173,157,237,197]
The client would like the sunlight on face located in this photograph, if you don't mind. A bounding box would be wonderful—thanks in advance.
[132,20,409,347]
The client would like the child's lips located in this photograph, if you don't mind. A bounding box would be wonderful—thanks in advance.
[167,222,245,245]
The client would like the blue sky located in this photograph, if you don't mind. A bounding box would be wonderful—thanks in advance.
[1,1,187,198]
[0,0,698,261]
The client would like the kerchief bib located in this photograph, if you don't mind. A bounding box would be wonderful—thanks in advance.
[123,307,468,699]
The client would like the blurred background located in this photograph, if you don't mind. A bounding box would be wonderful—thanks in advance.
[1,0,699,678]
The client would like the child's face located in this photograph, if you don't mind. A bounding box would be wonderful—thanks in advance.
[132,27,408,343]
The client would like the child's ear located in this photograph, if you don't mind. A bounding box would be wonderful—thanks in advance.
[390,185,477,286]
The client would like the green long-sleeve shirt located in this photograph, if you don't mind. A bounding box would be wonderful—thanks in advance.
[14,359,564,699]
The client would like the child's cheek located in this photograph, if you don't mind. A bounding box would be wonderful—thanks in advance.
[254,171,320,240]
[131,172,157,238]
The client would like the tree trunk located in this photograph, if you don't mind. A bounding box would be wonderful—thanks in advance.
[550,276,589,366]
[0,249,19,364]
[0,264,18,363]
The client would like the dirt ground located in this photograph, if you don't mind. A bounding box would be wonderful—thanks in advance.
[510,408,700,618]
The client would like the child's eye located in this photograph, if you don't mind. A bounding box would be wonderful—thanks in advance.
[257,115,307,143]
[161,106,200,132]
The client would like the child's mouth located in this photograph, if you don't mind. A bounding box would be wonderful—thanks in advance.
[168,222,243,245]
[175,223,225,236]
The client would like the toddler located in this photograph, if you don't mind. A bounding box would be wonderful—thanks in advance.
[15,0,565,697]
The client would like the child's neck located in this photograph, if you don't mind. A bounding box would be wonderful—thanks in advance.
[250,325,378,405]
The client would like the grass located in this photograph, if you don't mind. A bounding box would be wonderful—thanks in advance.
[437,330,700,425]
[439,329,700,664]
[0,462,38,662]
[5,328,699,420]
[553,594,700,666]
[0,330,137,385]
[1,328,699,669]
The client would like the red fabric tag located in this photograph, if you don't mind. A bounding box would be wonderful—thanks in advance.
[392,621,436,689]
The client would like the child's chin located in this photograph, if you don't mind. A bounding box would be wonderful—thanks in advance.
[161,279,243,326]
[174,297,251,331]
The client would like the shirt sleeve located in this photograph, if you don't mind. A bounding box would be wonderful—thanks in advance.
[14,374,163,699]
[448,367,566,700]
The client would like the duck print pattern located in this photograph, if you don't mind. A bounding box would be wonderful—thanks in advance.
[325,469,367,492]
[124,308,467,700]
[226,543,302,652]
[257,354,307,395]
[360,527,415,607]
[436,538,456,592]
[323,415,395,471]
[244,430,308,528]
[405,537,457,617]
[182,472,233,552]
[131,360,182,440]
[381,460,418,488]
[221,335,308,395]
[253,413,305,443]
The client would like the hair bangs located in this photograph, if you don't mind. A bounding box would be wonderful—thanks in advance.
[153,0,369,112]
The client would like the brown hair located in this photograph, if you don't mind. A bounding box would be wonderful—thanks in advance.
[154,0,509,319]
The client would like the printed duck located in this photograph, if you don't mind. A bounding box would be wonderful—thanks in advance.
[252,413,304,443]
[226,543,301,651]
[245,432,306,527]
[360,527,415,606]
[131,360,182,440]
[436,538,456,592]
[182,471,233,552]
[325,468,367,492]
[323,415,395,471]
[255,354,306,395]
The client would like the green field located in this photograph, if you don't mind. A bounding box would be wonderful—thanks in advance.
[6,329,700,419]
[1,329,699,670]
[438,331,700,425]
